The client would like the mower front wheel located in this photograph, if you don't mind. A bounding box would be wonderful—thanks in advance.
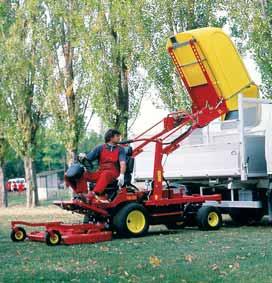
[113,203,149,237]
[11,227,26,242]
[196,206,222,230]
[45,230,62,246]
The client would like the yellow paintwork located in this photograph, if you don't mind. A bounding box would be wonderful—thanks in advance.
[166,27,259,111]
[15,231,24,240]
[207,212,219,227]
[157,170,162,182]
[126,210,146,234]
[49,233,60,245]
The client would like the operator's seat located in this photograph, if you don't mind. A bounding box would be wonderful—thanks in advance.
[123,145,134,186]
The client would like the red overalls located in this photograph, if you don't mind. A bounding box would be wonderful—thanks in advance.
[71,145,120,195]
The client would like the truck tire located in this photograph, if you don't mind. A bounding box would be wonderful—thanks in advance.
[113,203,149,237]
[196,206,222,230]
[229,209,264,226]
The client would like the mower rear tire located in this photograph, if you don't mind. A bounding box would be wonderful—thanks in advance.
[11,227,26,242]
[45,230,62,246]
[196,206,222,230]
[113,203,149,237]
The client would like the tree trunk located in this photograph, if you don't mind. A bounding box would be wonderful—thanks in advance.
[115,56,129,138]
[0,163,8,208]
[121,57,129,139]
[24,156,39,208]
[62,15,80,167]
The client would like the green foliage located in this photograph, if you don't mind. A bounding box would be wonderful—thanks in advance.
[34,129,66,173]
[225,0,272,97]
[0,1,15,33]
[78,131,103,153]
[0,0,54,206]
[3,155,24,180]
[0,1,16,163]
[43,0,97,162]
[0,0,50,158]
[35,129,102,172]
[87,0,150,137]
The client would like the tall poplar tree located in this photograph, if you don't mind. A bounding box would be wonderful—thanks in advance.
[1,0,50,207]
[86,0,149,138]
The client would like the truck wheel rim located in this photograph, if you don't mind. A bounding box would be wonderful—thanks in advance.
[126,210,145,233]
[50,234,59,244]
[208,212,219,227]
[15,231,24,240]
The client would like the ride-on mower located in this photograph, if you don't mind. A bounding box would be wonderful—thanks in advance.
[11,27,248,245]
[11,145,222,246]
[10,132,223,245]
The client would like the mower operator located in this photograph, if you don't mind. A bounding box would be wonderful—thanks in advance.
[78,129,126,202]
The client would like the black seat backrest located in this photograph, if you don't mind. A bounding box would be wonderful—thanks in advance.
[122,146,134,185]
[124,145,133,156]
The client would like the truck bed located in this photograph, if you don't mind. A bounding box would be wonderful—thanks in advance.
[133,121,267,181]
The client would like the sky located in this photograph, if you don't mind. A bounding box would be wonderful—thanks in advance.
[88,29,262,138]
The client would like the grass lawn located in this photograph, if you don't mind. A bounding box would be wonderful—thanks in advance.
[1,195,272,282]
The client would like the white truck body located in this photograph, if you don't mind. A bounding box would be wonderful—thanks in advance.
[134,95,272,180]
[133,95,272,219]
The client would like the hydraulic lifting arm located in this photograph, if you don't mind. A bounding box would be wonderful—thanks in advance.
[126,28,259,201]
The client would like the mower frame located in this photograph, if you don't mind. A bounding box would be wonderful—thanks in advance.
[11,220,112,245]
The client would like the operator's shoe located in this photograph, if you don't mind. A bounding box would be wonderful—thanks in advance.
[73,194,87,203]
[87,191,109,204]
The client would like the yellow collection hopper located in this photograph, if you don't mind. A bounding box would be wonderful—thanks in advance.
[166,27,258,112]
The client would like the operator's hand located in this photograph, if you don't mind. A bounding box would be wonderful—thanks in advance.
[117,173,125,187]
[78,152,87,162]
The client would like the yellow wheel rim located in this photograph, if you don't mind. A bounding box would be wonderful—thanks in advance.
[50,233,60,245]
[208,212,219,227]
[15,231,24,240]
[126,210,146,234]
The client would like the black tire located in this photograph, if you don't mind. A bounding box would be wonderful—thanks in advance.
[196,206,222,230]
[229,209,264,226]
[10,227,26,242]
[45,230,62,246]
[113,203,149,237]
[165,221,186,230]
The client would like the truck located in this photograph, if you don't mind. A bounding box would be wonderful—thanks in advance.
[133,27,272,225]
